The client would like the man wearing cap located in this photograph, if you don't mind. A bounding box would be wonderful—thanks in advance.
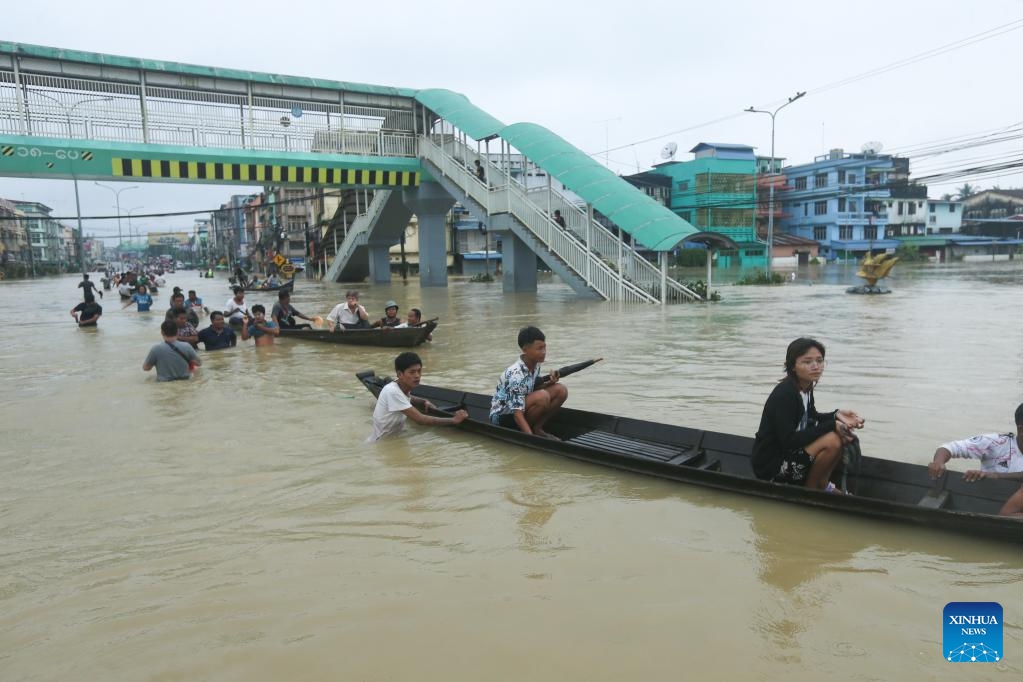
[372,300,402,328]
[327,290,371,331]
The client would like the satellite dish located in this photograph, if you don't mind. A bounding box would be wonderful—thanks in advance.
[660,142,678,160]
[861,141,884,154]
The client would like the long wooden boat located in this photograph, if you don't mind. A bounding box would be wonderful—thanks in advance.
[281,319,437,348]
[228,278,295,293]
[356,371,1023,542]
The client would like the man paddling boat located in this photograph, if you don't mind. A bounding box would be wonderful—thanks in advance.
[489,326,567,439]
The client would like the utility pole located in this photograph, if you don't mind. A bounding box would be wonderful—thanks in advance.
[746,91,806,274]
[29,92,113,274]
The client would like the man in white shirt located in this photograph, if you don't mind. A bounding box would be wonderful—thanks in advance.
[224,287,250,325]
[929,403,1023,517]
[369,352,468,441]
[929,403,1023,482]
[327,290,371,331]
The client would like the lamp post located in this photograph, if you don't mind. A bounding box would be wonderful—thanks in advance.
[125,205,145,243]
[746,91,805,273]
[95,182,139,270]
[29,92,113,274]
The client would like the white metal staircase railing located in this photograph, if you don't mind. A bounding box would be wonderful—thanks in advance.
[524,187,701,303]
[421,134,700,302]
[323,189,392,281]
[420,135,660,303]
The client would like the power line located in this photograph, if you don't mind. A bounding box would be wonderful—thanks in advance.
[593,17,1023,160]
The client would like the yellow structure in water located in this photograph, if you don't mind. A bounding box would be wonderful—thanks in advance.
[856,252,899,287]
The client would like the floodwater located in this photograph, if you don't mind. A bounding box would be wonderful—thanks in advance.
[1,262,1022,681]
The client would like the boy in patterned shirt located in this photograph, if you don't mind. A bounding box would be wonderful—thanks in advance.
[489,326,567,439]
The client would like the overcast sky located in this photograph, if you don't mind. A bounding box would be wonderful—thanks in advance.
[4,0,1023,238]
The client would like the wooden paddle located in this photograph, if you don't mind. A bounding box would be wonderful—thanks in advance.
[533,357,604,390]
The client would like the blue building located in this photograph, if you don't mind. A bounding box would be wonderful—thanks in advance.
[779,148,902,261]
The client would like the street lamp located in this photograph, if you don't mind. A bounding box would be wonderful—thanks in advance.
[746,91,806,273]
[125,205,145,242]
[30,92,114,274]
[95,182,139,270]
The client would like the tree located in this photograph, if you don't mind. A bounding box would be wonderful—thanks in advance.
[955,183,980,200]
[941,193,953,201]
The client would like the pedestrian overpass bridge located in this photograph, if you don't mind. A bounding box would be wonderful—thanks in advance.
[0,42,731,302]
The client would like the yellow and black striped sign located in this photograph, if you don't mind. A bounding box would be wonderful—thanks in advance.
[1,146,13,157]
[110,157,419,187]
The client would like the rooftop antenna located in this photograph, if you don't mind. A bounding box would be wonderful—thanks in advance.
[660,142,678,161]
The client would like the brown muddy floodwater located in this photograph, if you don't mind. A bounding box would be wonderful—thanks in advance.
[1,262,1021,681]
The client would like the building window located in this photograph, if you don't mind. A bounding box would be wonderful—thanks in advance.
[814,173,827,188]
[813,225,827,241]
[930,203,936,213]
[681,211,692,222]
[804,204,809,216]
[897,201,904,216]
[839,225,853,240]
[864,226,877,240]
[794,177,807,190]
[847,173,856,184]
[908,202,916,215]
[838,197,846,212]
[837,170,846,184]
[678,181,689,191]
[949,204,956,213]
[929,216,936,224]
[814,200,827,215]
[849,201,857,212]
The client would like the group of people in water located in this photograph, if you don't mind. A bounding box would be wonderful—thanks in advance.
[67,273,434,383]
[369,329,1023,518]
[325,289,431,337]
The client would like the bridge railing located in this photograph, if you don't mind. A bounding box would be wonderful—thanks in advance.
[422,133,698,302]
[524,186,700,302]
[421,135,659,303]
[0,70,420,157]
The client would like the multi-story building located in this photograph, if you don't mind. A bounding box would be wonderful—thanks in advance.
[13,201,64,266]
[0,198,28,265]
[62,225,79,268]
[961,189,1023,238]
[778,148,901,261]
[887,196,962,237]
[628,143,764,267]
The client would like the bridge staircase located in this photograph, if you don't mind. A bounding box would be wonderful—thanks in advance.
[419,135,700,302]
[322,189,395,282]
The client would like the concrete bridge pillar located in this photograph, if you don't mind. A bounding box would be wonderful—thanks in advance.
[499,231,538,294]
[403,182,455,287]
[367,243,392,284]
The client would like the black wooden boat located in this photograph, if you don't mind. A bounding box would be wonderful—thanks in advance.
[281,319,437,348]
[228,278,295,293]
[356,371,1023,542]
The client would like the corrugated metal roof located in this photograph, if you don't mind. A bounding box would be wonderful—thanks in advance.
[414,89,505,141]
[689,142,755,153]
[499,122,699,251]
[0,42,416,98]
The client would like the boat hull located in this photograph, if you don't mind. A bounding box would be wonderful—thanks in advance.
[282,320,437,348]
[356,372,1023,542]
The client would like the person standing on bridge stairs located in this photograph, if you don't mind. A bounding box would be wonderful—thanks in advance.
[553,210,567,230]
[474,159,485,184]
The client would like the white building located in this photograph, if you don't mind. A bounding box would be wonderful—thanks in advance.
[924,199,963,234]
[886,197,962,236]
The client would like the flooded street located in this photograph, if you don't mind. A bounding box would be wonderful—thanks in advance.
[2,262,1022,680]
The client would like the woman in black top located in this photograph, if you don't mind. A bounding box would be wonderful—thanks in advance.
[752,338,864,491]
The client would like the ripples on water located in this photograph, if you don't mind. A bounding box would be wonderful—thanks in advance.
[1,265,1022,680]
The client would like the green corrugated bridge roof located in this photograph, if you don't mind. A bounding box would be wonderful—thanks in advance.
[414,89,699,252]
